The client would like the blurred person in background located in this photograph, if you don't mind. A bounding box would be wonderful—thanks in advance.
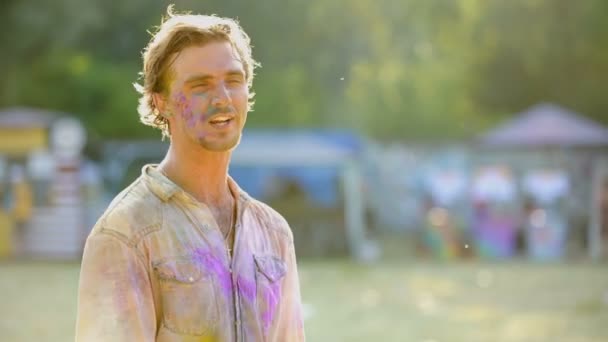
[76,6,305,342]
[8,164,33,257]
[601,179,608,258]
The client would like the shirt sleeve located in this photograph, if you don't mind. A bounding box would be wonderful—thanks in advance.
[75,231,157,342]
[275,239,306,342]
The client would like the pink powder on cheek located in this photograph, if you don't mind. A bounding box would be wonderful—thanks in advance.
[175,93,198,127]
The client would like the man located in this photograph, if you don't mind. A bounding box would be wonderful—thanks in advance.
[76,7,305,342]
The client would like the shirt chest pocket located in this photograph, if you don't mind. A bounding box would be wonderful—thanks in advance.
[254,254,287,335]
[153,258,219,336]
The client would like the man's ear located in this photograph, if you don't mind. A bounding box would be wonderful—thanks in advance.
[152,92,168,117]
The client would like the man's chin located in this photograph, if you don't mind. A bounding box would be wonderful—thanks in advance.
[197,134,241,152]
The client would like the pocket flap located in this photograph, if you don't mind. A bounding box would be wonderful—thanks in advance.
[254,255,287,282]
[153,259,203,283]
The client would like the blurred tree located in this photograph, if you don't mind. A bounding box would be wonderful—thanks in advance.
[470,0,608,123]
[1,0,606,140]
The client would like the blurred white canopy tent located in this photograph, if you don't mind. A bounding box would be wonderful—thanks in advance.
[478,103,608,259]
[479,103,608,147]
[472,166,516,203]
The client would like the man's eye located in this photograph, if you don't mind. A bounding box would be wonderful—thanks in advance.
[192,83,209,90]
[227,79,244,86]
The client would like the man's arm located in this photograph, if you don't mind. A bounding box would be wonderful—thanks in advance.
[275,241,306,341]
[75,231,156,342]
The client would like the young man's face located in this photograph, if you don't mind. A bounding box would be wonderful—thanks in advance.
[164,41,249,152]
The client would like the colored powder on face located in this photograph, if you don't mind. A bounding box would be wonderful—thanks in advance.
[193,92,209,101]
[175,92,198,127]
[192,248,233,298]
[237,275,256,303]
[193,92,211,122]
[261,282,281,335]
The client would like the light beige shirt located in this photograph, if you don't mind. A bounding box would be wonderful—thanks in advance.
[76,165,305,342]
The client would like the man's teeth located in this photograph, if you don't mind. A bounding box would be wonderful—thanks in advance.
[211,117,231,123]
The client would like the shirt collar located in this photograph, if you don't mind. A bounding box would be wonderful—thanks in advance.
[142,164,180,202]
[142,163,251,205]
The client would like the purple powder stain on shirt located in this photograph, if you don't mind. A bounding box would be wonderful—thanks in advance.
[237,275,256,303]
[261,282,281,336]
[291,300,304,332]
[192,248,233,298]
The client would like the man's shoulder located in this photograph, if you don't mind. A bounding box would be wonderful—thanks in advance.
[90,177,162,243]
[247,198,293,241]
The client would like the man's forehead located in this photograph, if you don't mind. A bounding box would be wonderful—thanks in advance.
[172,42,244,76]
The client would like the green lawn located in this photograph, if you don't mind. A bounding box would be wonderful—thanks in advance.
[1,260,607,341]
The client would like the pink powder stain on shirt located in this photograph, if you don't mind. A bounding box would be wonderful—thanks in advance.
[293,301,304,331]
[101,262,139,313]
[261,282,281,336]
[237,275,256,303]
[192,248,233,298]
[112,278,130,312]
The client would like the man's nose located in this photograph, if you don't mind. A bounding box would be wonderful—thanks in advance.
[211,83,231,107]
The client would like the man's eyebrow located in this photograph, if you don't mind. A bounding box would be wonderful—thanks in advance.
[184,70,245,84]
[184,74,213,84]
[225,69,245,78]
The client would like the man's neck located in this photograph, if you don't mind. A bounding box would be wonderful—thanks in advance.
[158,143,233,207]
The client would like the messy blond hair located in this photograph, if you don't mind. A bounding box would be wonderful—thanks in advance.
[134,5,259,138]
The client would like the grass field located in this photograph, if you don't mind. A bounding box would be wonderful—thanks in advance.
[1,260,607,341]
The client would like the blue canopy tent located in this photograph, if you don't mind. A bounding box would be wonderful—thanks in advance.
[232,130,372,259]
[230,130,363,207]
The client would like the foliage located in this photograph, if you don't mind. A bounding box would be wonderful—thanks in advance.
[1,0,607,141]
